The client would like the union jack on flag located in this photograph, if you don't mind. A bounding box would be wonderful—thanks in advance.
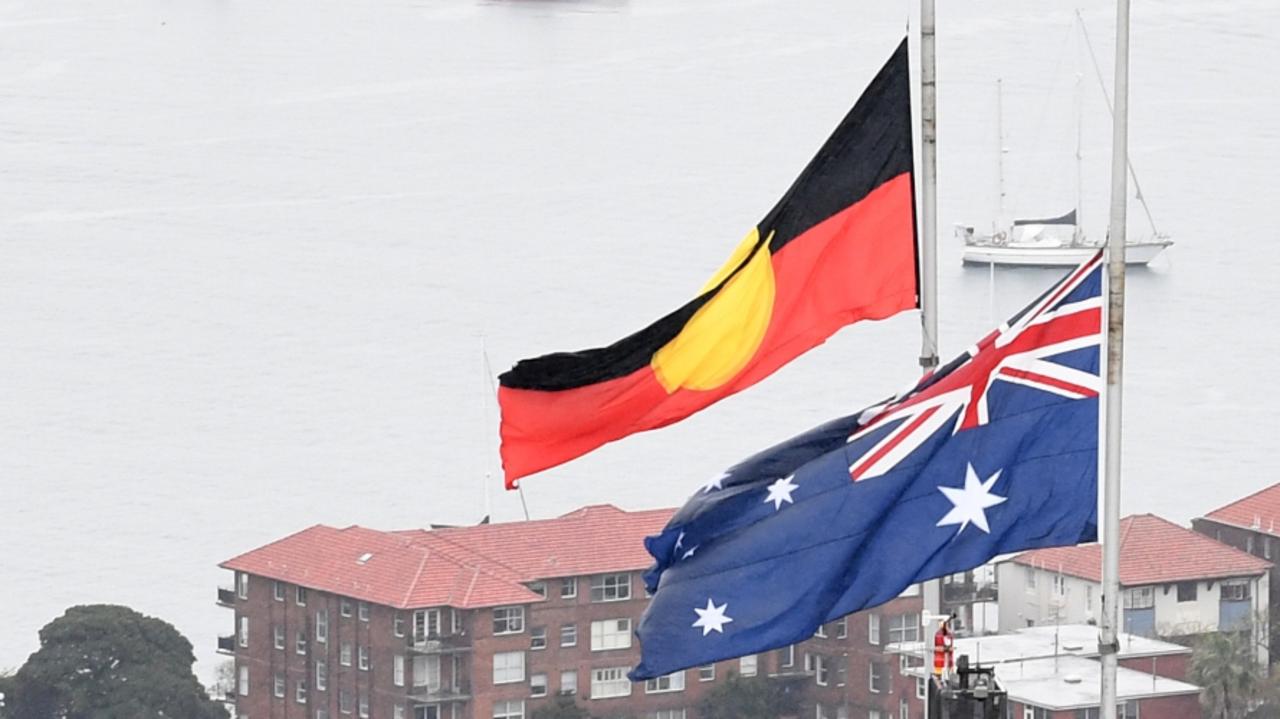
[633,252,1104,680]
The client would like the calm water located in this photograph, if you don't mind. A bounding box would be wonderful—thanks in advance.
[2,0,1277,679]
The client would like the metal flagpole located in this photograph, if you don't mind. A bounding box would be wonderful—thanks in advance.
[1099,0,1130,717]
[919,0,939,372]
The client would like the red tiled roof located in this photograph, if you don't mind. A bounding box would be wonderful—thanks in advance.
[1012,514,1271,585]
[220,504,674,610]
[1203,483,1280,537]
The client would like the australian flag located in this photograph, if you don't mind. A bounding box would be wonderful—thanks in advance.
[631,253,1104,679]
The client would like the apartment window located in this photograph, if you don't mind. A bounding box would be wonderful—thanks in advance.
[296,631,306,655]
[296,586,308,606]
[868,614,881,644]
[740,654,758,677]
[1024,708,1049,719]
[869,661,886,693]
[274,673,285,698]
[645,671,686,693]
[358,602,370,622]
[1119,702,1140,719]
[493,651,526,684]
[394,655,405,687]
[238,666,249,696]
[493,700,525,719]
[590,574,631,602]
[590,618,632,651]
[1124,587,1155,609]
[888,613,920,643]
[316,610,329,643]
[1222,581,1252,601]
[591,667,631,698]
[1052,574,1067,596]
[358,645,369,671]
[698,664,715,682]
[493,606,525,635]
[237,572,249,599]
[316,660,327,691]
[414,655,442,689]
[273,581,285,602]
[900,699,910,719]
[340,642,352,666]
[779,644,796,668]
[394,613,405,637]
[531,672,548,697]
[916,676,927,699]
[273,624,285,650]
[340,599,353,617]
[1177,581,1198,602]
[560,623,577,647]
[561,577,578,599]
[415,608,442,640]
[296,679,307,704]
[834,656,847,687]
[451,608,463,634]
[239,616,249,647]
[814,655,829,686]
[358,692,369,718]
[835,617,848,638]
[528,582,547,599]
[339,689,353,715]
[561,670,578,695]
[530,626,547,650]
[1026,570,1037,590]
[414,708,439,719]
[814,623,828,639]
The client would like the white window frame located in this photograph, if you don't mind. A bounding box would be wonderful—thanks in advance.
[560,623,577,647]
[238,665,249,696]
[590,574,632,602]
[814,655,829,686]
[358,645,369,671]
[274,673,286,698]
[530,672,548,697]
[644,671,686,694]
[394,655,405,687]
[296,679,307,704]
[590,667,631,698]
[739,654,758,677]
[1222,580,1252,602]
[316,610,328,643]
[340,599,353,617]
[836,617,848,639]
[273,624,285,650]
[590,618,632,651]
[869,661,885,694]
[530,626,547,650]
[239,616,249,647]
[273,580,284,602]
[492,700,525,719]
[296,586,308,606]
[1124,587,1155,609]
[493,651,526,685]
[560,670,577,695]
[358,692,369,719]
[237,572,249,599]
[561,577,578,599]
[296,631,306,656]
[698,664,715,682]
[888,613,920,643]
[358,602,370,622]
[316,660,327,691]
[868,614,881,645]
[493,606,525,635]
[528,582,547,599]
[340,642,352,666]
[394,612,405,637]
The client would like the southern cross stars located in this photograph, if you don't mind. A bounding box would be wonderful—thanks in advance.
[936,464,1007,535]
[763,475,799,510]
[692,598,733,636]
[702,472,729,494]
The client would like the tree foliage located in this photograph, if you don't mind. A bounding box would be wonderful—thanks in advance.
[532,694,594,719]
[1191,630,1263,719]
[697,673,803,719]
[6,604,227,719]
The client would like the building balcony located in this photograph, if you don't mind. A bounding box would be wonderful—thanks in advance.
[406,634,471,655]
[217,587,237,607]
[217,635,236,655]
[942,581,998,605]
[408,682,471,703]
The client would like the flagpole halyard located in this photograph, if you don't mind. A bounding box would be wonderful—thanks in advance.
[1100,1,1130,717]
[919,0,939,372]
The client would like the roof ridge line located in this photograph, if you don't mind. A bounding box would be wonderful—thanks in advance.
[1204,482,1280,518]
[400,546,433,609]
[427,530,532,581]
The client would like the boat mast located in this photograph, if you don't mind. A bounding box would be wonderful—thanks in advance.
[919,0,939,371]
[996,78,1006,229]
[1075,70,1084,246]
[1100,0,1130,716]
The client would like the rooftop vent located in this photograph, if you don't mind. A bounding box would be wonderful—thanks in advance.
[356,552,374,565]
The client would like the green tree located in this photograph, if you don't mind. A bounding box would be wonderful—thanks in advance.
[1191,630,1263,719]
[697,673,803,719]
[531,695,593,719]
[6,604,228,719]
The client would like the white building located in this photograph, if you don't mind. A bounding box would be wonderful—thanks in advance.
[996,514,1272,665]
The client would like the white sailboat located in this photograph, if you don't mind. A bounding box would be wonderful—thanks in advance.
[957,16,1172,268]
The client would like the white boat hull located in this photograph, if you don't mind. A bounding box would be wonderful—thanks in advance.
[961,241,1170,267]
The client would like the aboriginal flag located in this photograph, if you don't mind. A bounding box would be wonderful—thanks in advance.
[499,39,918,487]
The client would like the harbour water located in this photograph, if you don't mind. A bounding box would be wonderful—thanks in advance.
[2,0,1277,679]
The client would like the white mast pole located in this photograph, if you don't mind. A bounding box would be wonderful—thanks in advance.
[919,0,939,371]
[996,78,1006,225]
[1075,72,1084,245]
[1100,0,1130,717]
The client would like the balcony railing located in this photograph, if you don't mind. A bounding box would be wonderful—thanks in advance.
[217,635,236,655]
[217,587,237,607]
[408,682,471,703]
[942,581,998,604]
[406,634,471,655]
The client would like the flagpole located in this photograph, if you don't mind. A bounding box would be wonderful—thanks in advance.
[919,0,939,372]
[1100,0,1130,717]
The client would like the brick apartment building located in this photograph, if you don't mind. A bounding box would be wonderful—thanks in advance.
[218,504,927,719]
[1193,482,1280,661]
